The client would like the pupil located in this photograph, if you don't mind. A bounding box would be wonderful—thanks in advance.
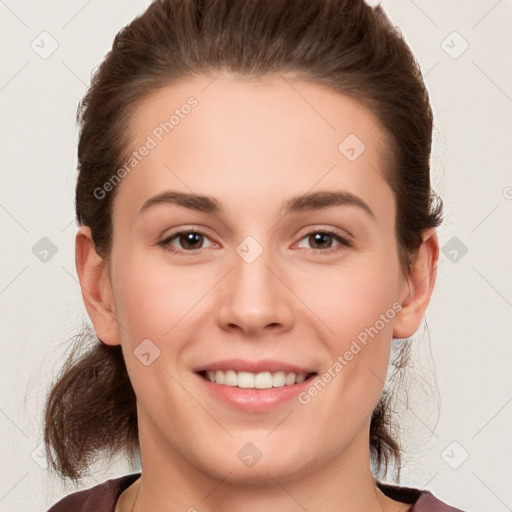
[311,233,332,249]
[181,232,202,249]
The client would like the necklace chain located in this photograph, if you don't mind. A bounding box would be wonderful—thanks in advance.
[129,478,389,511]
[130,480,141,512]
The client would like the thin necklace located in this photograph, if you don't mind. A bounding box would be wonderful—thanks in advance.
[130,478,388,512]
[130,480,141,512]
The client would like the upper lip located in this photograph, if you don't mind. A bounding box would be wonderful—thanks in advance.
[194,359,316,374]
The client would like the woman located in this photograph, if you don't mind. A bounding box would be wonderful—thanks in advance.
[45,0,465,510]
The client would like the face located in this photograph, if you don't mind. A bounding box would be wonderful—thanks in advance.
[101,73,412,484]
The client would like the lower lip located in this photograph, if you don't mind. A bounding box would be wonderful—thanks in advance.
[196,373,315,412]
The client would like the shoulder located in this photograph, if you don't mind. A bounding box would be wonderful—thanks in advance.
[377,481,467,511]
[47,473,140,512]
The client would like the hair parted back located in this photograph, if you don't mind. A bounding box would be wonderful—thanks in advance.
[44,0,443,481]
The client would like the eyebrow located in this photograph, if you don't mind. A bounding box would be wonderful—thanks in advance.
[283,190,375,219]
[139,191,222,215]
[139,190,375,219]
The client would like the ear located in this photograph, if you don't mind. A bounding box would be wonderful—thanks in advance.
[393,228,439,339]
[75,226,120,346]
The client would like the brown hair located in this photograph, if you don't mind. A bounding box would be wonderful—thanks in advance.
[44,0,443,481]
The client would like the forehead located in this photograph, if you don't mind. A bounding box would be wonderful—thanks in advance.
[115,73,394,220]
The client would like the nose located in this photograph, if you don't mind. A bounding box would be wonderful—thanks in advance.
[216,244,294,338]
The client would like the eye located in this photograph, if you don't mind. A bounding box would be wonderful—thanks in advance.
[158,227,352,255]
[295,229,352,254]
[159,229,216,254]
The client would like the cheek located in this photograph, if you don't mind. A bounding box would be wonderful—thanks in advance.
[299,251,400,407]
[110,255,195,411]
[111,251,208,344]
[304,252,401,346]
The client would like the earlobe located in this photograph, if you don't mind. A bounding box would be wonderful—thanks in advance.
[75,226,120,346]
[393,228,439,339]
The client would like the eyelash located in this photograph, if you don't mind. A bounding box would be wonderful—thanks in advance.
[158,228,353,256]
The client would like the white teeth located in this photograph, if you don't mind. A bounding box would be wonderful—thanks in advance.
[285,372,296,386]
[272,371,286,387]
[223,370,237,386]
[204,369,310,388]
[254,371,273,389]
[295,373,306,383]
[238,371,254,388]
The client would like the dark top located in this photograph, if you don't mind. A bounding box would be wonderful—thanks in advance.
[47,473,466,511]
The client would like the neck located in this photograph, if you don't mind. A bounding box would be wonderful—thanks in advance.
[128,422,400,512]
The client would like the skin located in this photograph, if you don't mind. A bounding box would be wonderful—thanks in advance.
[76,73,439,512]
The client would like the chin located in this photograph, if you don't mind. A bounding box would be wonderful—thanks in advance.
[196,443,318,485]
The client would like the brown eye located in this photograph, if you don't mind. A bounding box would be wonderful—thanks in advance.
[308,232,335,250]
[296,230,352,254]
[176,232,204,250]
[159,229,215,254]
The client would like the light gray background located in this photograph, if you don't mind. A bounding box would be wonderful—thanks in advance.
[1,1,511,510]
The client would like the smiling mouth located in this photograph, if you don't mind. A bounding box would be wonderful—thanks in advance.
[197,370,318,389]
